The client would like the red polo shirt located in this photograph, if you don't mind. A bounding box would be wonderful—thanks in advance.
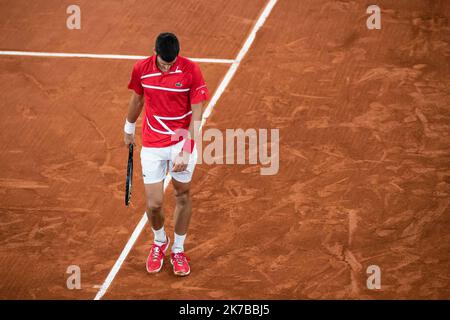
[128,55,209,148]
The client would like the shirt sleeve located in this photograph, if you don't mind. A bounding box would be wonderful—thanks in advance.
[189,63,209,104]
[127,61,143,95]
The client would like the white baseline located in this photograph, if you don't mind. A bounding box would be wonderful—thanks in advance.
[0,50,235,64]
[94,0,278,300]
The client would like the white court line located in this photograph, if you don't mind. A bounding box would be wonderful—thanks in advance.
[94,0,278,300]
[0,50,235,64]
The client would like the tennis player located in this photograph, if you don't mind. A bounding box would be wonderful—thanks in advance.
[123,33,209,276]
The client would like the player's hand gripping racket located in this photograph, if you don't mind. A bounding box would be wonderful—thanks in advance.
[125,143,133,206]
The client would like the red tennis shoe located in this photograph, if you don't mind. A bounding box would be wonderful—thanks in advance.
[170,252,191,276]
[146,237,170,273]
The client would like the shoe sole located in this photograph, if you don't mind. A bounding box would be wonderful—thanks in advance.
[146,237,170,274]
[170,257,191,276]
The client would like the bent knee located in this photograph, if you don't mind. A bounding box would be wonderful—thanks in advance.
[146,201,163,214]
[175,190,190,206]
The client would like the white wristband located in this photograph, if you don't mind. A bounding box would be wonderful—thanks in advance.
[124,119,136,135]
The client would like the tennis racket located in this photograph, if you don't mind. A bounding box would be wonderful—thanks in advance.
[125,143,133,206]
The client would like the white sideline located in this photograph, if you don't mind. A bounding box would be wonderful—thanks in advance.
[93,0,278,300]
[0,50,234,64]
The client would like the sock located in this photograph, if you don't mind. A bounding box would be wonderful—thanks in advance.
[172,233,186,253]
[152,226,167,245]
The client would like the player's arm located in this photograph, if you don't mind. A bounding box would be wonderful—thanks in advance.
[172,102,202,172]
[188,102,202,147]
[124,91,144,146]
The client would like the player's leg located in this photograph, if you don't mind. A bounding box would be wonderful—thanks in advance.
[169,178,192,276]
[172,178,192,236]
[141,147,170,273]
[168,140,197,276]
[169,141,197,238]
[144,180,171,273]
[144,180,165,238]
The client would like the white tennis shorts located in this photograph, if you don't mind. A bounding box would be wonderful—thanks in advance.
[140,139,198,184]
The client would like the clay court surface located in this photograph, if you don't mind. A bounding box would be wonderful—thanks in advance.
[1,0,450,299]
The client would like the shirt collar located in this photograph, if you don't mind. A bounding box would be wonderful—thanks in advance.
[152,55,180,73]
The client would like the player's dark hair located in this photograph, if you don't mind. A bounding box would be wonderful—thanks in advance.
[155,33,180,62]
